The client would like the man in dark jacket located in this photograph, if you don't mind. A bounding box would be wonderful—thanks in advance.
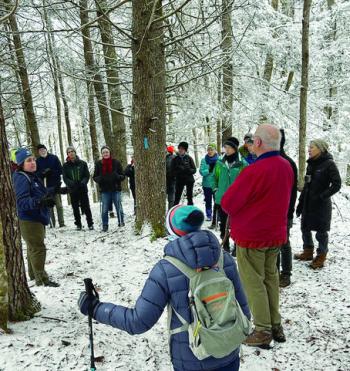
[295,139,341,269]
[93,146,125,230]
[36,144,65,227]
[166,145,176,209]
[62,146,94,230]
[124,158,136,212]
[277,130,298,287]
[171,141,196,205]
[78,206,250,371]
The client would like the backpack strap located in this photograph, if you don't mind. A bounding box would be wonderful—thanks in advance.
[18,171,32,184]
[164,256,197,279]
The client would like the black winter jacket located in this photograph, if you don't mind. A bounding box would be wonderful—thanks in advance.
[124,164,135,191]
[296,153,341,232]
[170,154,196,184]
[93,159,125,193]
[62,157,90,194]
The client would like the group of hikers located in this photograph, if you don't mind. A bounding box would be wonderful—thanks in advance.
[11,123,341,370]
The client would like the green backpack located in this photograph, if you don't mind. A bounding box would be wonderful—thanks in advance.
[165,251,252,360]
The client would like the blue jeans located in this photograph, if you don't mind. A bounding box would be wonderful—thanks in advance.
[173,358,239,371]
[302,228,328,255]
[203,187,215,218]
[101,192,124,226]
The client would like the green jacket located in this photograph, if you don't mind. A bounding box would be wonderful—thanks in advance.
[199,157,217,188]
[212,154,248,205]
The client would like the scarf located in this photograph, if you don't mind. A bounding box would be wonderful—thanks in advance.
[102,157,113,175]
[225,152,238,164]
[205,153,218,172]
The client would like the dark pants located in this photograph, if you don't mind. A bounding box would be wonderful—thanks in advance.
[302,228,329,255]
[277,219,293,276]
[70,191,93,227]
[218,205,229,251]
[203,186,216,219]
[174,180,194,205]
[174,357,239,371]
[167,179,175,209]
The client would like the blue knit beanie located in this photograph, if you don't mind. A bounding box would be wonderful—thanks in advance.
[16,148,33,165]
[166,205,204,237]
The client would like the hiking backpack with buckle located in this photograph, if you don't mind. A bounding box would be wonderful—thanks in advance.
[165,251,252,360]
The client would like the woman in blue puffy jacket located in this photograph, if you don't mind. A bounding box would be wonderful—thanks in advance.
[78,205,250,371]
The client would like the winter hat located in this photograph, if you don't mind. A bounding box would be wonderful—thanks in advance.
[66,146,76,154]
[167,145,175,154]
[310,139,329,153]
[15,148,33,165]
[207,143,217,150]
[223,137,239,150]
[37,144,47,151]
[244,133,253,141]
[166,205,204,237]
[178,141,189,151]
[101,145,111,153]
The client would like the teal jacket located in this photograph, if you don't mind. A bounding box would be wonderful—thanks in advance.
[199,157,216,188]
[212,154,248,205]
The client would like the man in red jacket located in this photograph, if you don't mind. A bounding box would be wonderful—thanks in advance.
[221,124,293,348]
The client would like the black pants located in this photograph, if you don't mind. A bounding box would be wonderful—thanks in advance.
[277,219,293,276]
[174,181,194,205]
[218,205,229,251]
[70,191,93,227]
[166,179,176,209]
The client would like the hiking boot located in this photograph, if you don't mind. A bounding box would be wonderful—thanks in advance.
[76,225,82,231]
[310,253,327,269]
[208,224,216,230]
[59,224,66,228]
[44,280,60,287]
[294,248,313,261]
[279,274,291,288]
[102,225,108,232]
[272,325,286,342]
[243,330,272,348]
[118,222,125,227]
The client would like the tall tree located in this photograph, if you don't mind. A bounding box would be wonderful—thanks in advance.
[4,0,40,148]
[95,0,128,170]
[79,0,113,150]
[132,0,166,237]
[0,94,40,323]
[221,0,233,141]
[298,0,312,188]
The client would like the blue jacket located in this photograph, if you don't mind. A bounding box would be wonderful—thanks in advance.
[36,153,63,189]
[94,230,250,371]
[13,171,50,225]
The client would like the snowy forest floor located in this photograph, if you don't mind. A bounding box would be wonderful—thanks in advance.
[1,186,350,371]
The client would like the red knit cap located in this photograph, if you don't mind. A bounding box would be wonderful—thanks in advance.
[167,146,175,153]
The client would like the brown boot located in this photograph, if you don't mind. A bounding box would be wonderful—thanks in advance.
[243,330,272,349]
[294,248,314,261]
[310,253,327,269]
[272,325,286,342]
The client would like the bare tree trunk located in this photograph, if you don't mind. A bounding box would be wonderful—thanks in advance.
[4,0,40,148]
[86,81,100,162]
[284,71,294,92]
[132,0,166,238]
[221,0,233,141]
[192,128,199,167]
[0,94,40,322]
[95,0,127,168]
[298,0,312,188]
[216,73,222,152]
[79,0,113,149]
[0,217,9,332]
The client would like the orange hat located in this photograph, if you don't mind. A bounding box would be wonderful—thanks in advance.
[167,145,175,153]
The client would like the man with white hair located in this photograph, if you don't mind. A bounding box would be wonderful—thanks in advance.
[221,124,293,348]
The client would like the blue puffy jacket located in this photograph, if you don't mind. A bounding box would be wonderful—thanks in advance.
[36,153,63,189]
[94,230,250,371]
[13,171,50,225]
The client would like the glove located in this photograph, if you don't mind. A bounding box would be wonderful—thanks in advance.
[39,196,56,208]
[296,204,302,218]
[42,168,52,178]
[78,292,100,317]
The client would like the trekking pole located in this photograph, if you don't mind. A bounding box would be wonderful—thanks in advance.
[84,278,99,371]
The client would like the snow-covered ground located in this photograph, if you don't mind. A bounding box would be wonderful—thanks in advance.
[1,187,349,371]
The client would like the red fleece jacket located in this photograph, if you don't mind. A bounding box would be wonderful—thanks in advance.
[221,152,293,248]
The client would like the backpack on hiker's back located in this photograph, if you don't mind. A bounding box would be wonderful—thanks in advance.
[165,250,252,360]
